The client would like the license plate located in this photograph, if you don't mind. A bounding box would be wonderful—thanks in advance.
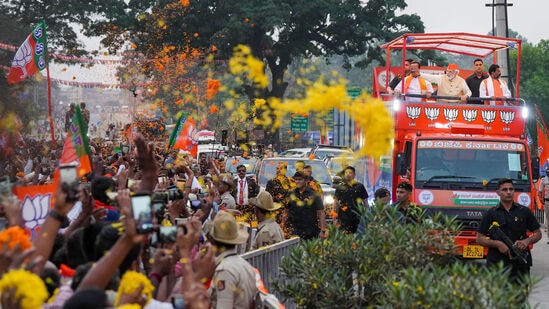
[463,245,484,258]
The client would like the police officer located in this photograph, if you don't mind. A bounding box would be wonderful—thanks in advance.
[208,210,258,308]
[252,191,284,249]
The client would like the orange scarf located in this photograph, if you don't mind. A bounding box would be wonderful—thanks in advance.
[404,75,428,101]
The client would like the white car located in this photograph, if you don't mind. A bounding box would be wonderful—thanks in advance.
[278,148,311,158]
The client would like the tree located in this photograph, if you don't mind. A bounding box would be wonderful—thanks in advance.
[83,0,425,147]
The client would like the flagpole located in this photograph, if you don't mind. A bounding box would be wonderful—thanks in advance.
[43,20,56,149]
[46,66,55,149]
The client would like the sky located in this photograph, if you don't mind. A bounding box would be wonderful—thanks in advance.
[49,1,549,84]
[402,0,548,45]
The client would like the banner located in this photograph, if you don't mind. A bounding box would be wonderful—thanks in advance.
[7,20,48,84]
[13,183,56,233]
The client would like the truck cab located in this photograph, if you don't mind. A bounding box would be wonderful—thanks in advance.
[374,33,539,258]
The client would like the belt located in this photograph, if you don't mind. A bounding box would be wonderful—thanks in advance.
[545,199,549,201]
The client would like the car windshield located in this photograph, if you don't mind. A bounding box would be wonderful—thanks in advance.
[414,140,530,185]
[257,160,332,187]
[314,149,353,160]
[225,157,258,174]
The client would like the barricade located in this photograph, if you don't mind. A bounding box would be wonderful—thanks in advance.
[241,237,300,309]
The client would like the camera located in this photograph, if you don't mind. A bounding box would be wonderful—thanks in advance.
[152,186,184,204]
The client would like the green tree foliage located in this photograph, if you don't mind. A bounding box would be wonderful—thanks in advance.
[1,0,95,57]
[87,0,424,98]
[82,0,425,145]
[273,204,535,308]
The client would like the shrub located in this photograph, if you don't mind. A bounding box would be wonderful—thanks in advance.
[273,203,537,308]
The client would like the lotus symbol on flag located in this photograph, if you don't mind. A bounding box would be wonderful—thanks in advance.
[425,107,440,126]
[444,108,458,122]
[11,38,34,79]
[21,193,52,230]
[482,110,497,130]
[462,109,477,122]
[406,106,421,126]
[500,111,515,131]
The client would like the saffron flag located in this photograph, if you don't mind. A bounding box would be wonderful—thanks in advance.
[536,105,549,165]
[172,114,198,156]
[7,20,48,84]
[168,112,188,149]
[60,105,92,177]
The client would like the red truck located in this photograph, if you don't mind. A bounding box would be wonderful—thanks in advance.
[374,33,540,258]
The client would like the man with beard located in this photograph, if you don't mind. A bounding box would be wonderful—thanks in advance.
[421,63,471,103]
[479,64,512,106]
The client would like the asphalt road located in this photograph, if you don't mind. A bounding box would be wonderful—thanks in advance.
[528,226,549,308]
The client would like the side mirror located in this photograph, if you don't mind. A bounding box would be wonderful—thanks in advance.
[531,157,540,180]
[396,152,408,175]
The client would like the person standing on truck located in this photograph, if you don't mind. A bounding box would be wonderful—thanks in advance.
[465,58,489,104]
[334,166,369,233]
[421,63,471,103]
[538,167,549,244]
[393,181,422,224]
[393,61,433,102]
[387,58,413,95]
[479,64,512,106]
[477,178,542,281]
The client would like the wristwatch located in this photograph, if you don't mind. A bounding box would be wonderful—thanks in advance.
[49,209,67,222]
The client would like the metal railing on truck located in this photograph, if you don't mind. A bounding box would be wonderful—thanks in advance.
[241,237,300,309]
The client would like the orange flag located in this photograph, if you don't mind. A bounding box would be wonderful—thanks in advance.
[173,116,198,157]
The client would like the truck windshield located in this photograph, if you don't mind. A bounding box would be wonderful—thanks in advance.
[414,140,529,185]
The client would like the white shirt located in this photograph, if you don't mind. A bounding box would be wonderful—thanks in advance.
[236,177,249,205]
[395,76,434,102]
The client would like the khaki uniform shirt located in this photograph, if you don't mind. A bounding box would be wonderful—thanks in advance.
[220,191,236,210]
[211,249,258,309]
[252,218,284,250]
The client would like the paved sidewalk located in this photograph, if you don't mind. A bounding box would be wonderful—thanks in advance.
[528,229,549,308]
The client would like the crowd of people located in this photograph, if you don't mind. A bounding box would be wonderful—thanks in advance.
[0,120,433,308]
[0,100,543,307]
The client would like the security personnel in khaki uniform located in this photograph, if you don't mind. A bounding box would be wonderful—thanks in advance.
[209,210,258,308]
[252,191,284,250]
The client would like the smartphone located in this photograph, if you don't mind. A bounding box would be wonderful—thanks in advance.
[131,194,154,234]
[158,226,177,243]
[59,164,78,184]
[59,164,79,201]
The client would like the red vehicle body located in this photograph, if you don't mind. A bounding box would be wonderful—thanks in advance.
[374,33,539,258]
